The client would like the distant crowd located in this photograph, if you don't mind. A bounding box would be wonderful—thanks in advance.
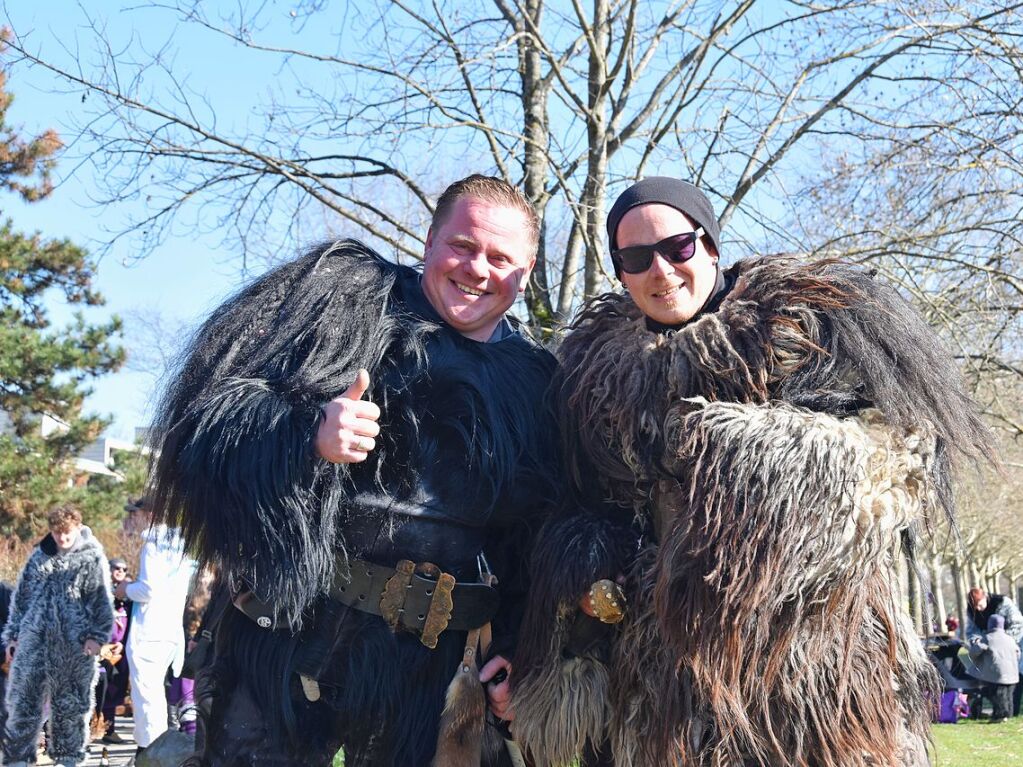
[1,498,211,767]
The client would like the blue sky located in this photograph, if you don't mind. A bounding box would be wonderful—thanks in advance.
[2,1,290,438]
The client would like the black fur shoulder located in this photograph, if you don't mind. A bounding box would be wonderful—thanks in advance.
[149,240,407,626]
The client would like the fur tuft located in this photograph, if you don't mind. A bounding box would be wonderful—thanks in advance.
[512,654,611,767]
[511,510,628,765]
[431,662,487,767]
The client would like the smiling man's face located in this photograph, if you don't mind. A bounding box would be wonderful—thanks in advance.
[421,196,535,342]
[617,203,718,325]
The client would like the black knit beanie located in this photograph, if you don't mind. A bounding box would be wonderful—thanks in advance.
[606,177,722,277]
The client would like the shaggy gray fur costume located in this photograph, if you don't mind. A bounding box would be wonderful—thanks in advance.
[513,256,992,767]
[2,526,113,765]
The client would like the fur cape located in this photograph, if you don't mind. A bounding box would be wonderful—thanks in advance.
[149,239,560,630]
[513,256,992,767]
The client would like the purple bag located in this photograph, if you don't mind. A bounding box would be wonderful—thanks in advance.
[936,690,970,723]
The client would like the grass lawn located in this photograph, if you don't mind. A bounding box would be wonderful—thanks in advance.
[932,717,1023,766]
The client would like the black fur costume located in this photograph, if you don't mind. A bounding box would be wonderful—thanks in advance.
[149,240,560,766]
[512,256,992,767]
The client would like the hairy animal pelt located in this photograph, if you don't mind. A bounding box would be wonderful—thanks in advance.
[150,241,402,628]
[2,527,113,765]
[513,256,992,767]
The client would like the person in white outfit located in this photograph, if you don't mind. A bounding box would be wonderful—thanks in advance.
[116,497,196,754]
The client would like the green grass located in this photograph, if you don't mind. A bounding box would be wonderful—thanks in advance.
[932,717,1023,766]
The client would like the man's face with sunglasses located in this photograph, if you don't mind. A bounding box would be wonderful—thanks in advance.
[614,203,718,325]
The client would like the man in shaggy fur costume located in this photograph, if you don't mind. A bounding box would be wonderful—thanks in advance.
[147,175,561,766]
[2,505,114,767]
[510,177,993,767]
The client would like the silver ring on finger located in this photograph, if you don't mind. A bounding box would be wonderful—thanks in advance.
[356,437,374,452]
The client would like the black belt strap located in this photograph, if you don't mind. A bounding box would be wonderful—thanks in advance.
[330,559,499,645]
[232,556,499,647]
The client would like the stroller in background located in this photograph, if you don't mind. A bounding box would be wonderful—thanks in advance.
[926,635,984,723]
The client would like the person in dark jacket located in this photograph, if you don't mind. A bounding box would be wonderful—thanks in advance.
[93,557,132,744]
[2,505,114,767]
[966,588,1023,642]
[968,614,1021,722]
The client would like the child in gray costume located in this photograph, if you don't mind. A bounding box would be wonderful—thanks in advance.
[2,505,114,767]
[969,613,1021,723]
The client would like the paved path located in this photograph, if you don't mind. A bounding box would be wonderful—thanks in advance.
[82,718,138,767]
[24,718,137,767]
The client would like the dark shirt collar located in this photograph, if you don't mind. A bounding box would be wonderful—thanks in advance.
[644,264,733,334]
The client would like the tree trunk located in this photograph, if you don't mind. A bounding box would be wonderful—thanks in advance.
[515,0,555,329]
[581,0,610,300]
[951,558,967,639]
[906,553,923,635]
[894,541,905,609]
[969,561,982,591]
[556,220,584,321]
[928,554,947,630]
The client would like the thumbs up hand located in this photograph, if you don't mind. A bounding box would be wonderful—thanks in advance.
[315,369,382,464]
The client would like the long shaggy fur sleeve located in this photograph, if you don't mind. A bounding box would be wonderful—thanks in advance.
[149,240,400,627]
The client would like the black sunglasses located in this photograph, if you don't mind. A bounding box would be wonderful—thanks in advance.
[611,228,705,275]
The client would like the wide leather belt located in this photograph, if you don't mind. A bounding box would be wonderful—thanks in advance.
[331,559,498,648]
[233,557,499,649]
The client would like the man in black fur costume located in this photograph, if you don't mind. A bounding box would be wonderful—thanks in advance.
[148,174,560,766]
[511,177,993,767]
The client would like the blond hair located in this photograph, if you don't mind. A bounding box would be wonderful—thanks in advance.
[432,174,539,255]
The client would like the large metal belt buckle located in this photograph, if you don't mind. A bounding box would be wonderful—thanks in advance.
[380,559,416,631]
[417,562,456,649]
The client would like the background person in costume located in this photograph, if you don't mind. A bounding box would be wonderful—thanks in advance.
[1,505,113,767]
[147,174,560,766]
[511,177,993,767]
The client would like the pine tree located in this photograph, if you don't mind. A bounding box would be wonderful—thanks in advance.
[0,30,124,538]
